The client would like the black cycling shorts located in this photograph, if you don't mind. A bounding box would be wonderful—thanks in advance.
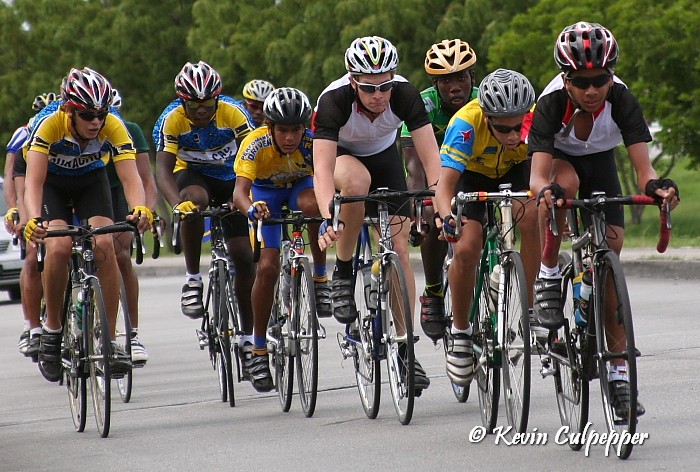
[337,144,411,218]
[175,169,248,239]
[42,167,114,222]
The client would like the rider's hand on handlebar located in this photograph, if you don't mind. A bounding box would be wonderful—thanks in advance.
[24,217,46,243]
[317,218,343,251]
[129,205,154,234]
[174,200,198,219]
[537,183,566,210]
[644,178,680,210]
[247,200,270,222]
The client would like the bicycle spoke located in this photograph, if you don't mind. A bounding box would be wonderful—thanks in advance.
[295,259,318,417]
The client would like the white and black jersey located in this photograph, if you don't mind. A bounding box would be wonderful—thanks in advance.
[528,74,652,157]
[313,73,430,157]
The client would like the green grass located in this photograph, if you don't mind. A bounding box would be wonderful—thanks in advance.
[623,157,700,248]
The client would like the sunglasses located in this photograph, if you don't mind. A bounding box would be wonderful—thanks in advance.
[567,73,611,90]
[354,79,395,94]
[76,110,108,121]
[244,99,264,110]
[488,118,522,134]
[183,98,218,110]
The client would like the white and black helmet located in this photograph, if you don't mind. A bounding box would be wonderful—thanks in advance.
[111,88,122,110]
[61,67,113,110]
[478,68,535,117]
[344,36,399,75]
[263,87,312,125]
[242,79,275,102]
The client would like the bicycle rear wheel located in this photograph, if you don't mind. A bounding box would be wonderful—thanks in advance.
[595,252,637,460]
[271,261,294,412]
[115,286,133,403]
[475,265,500,433]
[552,254,589,451]
[86,278,111,438]
[383,254,414,425]
[63,279,86,432]
[213,260,235,407]
[443,257,469,403]
[353,264,380,419]
[294,258,318,417]
[501,251,531,433]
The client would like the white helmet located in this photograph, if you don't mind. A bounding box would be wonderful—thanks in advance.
[344,36,399,75]
[242,79,275,102]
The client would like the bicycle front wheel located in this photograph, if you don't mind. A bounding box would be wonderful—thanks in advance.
[383,254,415,425]
[294,258,318,417]
[86,278,111,438]
[475,265,500,433]
[213,260,235,407]
[115,286,133,403]
[501,251,531,433]
[595,252,637,460]
[552,254,589,451]
[271,264,294,412]
[353,264,380,419]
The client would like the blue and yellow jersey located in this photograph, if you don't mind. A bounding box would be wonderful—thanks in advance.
[440,99,528,179]
[26,107,135,176]
[153,98,254,181]
[234,126,314,189]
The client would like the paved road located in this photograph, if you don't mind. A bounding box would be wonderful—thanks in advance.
[1,275,698,471]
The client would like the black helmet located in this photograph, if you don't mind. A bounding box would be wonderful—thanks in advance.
[263,87,312,125]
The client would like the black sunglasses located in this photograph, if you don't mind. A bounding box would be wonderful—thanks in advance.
[488,118,522,134]
[567,73,611,90]
[354,79,395,94]
[76,109,109,121]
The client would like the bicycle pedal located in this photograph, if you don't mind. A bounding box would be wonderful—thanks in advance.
[132,361,147,368]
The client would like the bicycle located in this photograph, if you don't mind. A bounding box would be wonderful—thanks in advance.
[254,210,326,417]
[41,220,143,438]
[449,184,533,434]
[173,205,243,408]
[115,216,163,403]
[540,191,670,459]
[335,187,433,425]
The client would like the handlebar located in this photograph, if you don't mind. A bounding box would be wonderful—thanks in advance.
[542,193,672,260]
[450,188,532,236]
[253,211,324,263]
[171,205,233,254]
[37,221,143,272]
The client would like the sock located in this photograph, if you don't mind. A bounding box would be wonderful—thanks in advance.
[30,327,43,337]
[451,325,473,336]
[186,273,202,284]
[424,282,443,297]
[253,335,267,350]
[43,325,62,334]
[333,258,353,279]
[240,334,253,346]
[538,264,561,279]
[608,365,628,382]
[314,264,327,278]
[131,328,138,339]
[252,347,268,356]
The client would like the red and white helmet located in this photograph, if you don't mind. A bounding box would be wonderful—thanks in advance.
[61,67,113,110]
[174,61,222,100]
[344,36,399,75]
[554,22,618,74]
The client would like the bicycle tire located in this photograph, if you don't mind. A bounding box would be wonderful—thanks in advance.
[552,256,589,451]
[595,252,637,460]
[353,263,381,419]
[475,263,500,433]
[501,251,531,433]
[294,258,319,417]
[86,278,111,438]
[383,253,415,425]
[116,286,133,403]
[213,260,235,407]
[272,258,294,412]
[443,264,470,403]
[63,278,87,432]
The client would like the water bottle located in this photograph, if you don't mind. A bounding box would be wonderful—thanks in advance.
[361,264,377,311]
[488,264,501,313]
[74,290,84,334]
[280,265,291,309]
[575,270,592,327]
[369,260,380,311]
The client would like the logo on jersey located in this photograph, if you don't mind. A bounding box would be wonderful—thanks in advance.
[460,129,473,142]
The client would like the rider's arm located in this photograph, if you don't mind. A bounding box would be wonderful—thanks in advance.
[155,150,181,208]
[113,158,147,217]
[529,150,555,202]
[312,138,338,219]
[24,149,48,220]
[135,151,158,210]
[434,166,461,221]
[409,124,441,188]
[232,176,254,214]
[3,152,17,208]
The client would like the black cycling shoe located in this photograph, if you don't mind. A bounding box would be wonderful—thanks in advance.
[610,379,646,419]
[330,277,357,324]
[38,329,63,382]
[419,293,446,343]
[110,342,132,379]
[533,277,564,330]
[245,353,274,392]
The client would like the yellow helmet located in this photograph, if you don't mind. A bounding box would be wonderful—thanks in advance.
[424,39,477,75]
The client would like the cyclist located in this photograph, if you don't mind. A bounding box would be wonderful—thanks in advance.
[4,92,57,359]
[233,87,330,392]
[313,36,441,393]
[241,79,275,127]
[529,22,679,417]
[399,39,478,343]
[106,88,158,364]
[435,68,538,386]
[154,61,255,342]
[23,67,152,382]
